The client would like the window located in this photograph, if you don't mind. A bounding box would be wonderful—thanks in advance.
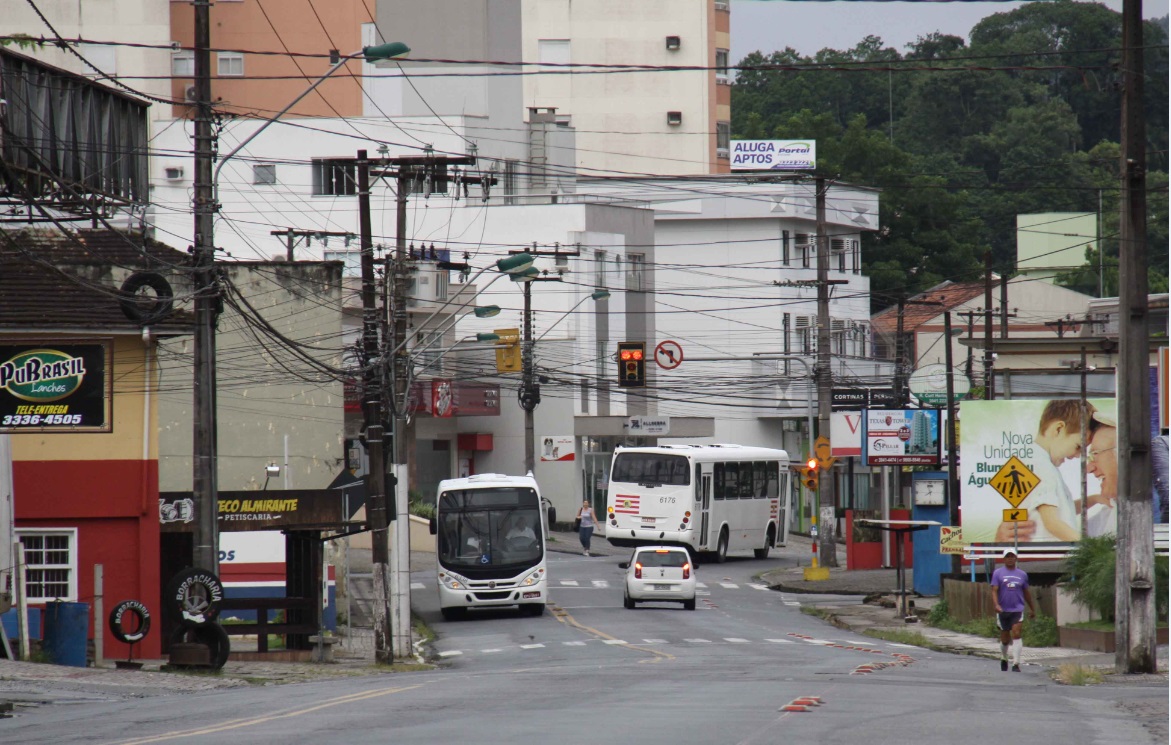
[716,121,731,159]
[252,164,276,185]
[611,453,690,486]
[715,49,730,84]
[596,340,609,390]
[435,270,449,301]
[796,233,811,268]
[838,248,847,273]
[217,51,244,77]
[626,253,645,291]
[503,159,519,205]
[172,50,194,77]
[17,529,77,603]
[852,240,860,274]
[324,250,361,277]
[594,250,607,288]
[781,229,790,265]
[312,158,357,196]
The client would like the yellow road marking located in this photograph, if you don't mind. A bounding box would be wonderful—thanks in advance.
[111,683,428,744]
[552,604,675,661]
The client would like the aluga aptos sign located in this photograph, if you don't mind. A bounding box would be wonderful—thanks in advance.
[729,140,817,171]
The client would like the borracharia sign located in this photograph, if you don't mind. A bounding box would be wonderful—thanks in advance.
[0,342,111,432]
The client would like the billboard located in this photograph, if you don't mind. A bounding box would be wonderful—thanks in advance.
[958,399,1138,544]
[830,411,863,456]
[0,342,111,433]
[863,409,941,465]
[729,140,816,171]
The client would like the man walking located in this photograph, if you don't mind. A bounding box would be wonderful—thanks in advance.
[991,548,1036,672]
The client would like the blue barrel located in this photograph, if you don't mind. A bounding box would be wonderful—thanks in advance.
[43,601,90,667]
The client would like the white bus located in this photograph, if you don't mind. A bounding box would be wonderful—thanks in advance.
[604,445,792,562]
[428,473,548,620]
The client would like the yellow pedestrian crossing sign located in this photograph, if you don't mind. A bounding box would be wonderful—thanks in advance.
[989,456,1039,508]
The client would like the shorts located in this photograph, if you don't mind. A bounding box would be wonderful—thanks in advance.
[997,612,1024,631]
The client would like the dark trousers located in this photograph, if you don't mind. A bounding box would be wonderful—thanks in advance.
[578,526,594,550]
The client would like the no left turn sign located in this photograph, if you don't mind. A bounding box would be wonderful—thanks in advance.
[654,340,684,370]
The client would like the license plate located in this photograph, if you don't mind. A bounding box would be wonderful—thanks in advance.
[522,591,540,599]
[641,517,656,525]
[653,584,673,591]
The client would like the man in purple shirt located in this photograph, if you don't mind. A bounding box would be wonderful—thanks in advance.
[990,548,1037,672]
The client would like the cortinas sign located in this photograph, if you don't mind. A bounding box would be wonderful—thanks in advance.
[0,342,111,432]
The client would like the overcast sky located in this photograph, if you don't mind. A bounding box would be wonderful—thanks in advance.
[730,0,1171,61]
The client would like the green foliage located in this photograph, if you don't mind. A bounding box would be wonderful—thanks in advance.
[927,598,950,626]
[1054,662,1105,686]
[731,0,1170,308]
[928,604,1057,646]
[1023,614,1059,648]
[1063,536,1171,621]
[408,499,435,520]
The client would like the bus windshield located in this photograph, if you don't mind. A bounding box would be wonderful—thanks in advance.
[611,452,690,486]
[437,487,543,572]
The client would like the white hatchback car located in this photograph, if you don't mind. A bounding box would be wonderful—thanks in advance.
[623,546,697,610]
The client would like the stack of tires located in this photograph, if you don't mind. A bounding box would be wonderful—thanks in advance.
[165,568,230,670]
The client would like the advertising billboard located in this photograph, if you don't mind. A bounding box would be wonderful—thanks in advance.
[863,409,941,465]
[0,342,111,433]
[729,140,816,171]
[957,398,1144,544]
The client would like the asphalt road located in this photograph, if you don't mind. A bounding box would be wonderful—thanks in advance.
[2,549,1165,744]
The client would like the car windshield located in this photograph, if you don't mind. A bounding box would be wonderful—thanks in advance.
[611,453,690,486]
[437,487,542,571]
[636,550,688,568]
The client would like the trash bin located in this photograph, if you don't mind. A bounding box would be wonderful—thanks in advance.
[43,601,90,667]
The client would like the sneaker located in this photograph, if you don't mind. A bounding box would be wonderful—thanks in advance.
[1012,664,1021,672]
[1001,659,1008,672]
[583,550,590,556]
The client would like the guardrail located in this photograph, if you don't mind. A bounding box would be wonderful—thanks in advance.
[962,524,1170,564]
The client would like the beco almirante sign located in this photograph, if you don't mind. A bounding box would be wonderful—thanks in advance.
[0,342,111,432]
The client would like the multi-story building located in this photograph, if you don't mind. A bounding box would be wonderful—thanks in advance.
[522,0,732,176]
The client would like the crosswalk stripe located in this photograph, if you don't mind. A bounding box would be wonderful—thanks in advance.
[560,580,580,586]
[684,638,711,643]
[520,643,545,649]
[481,649,502,654]
[783,601,800,606]
[591,580,609,588]
[697,591,711,596]
[696,582,708,588]
[438,650,462,657]
[748,583,769,591]
[563,641,586,646]
[719,583,739,589]
[643,639,668,644]
[603,639,628,645]
[765,639,794,644]
[410,582,425,590]
[725,638,750,643]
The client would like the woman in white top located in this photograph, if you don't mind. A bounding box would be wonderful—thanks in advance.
[576,500,597,556]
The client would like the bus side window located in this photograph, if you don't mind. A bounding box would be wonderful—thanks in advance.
[753,461,768,498]
[766,462,779,498]
[738,461,753,499]
[713,463,726,500]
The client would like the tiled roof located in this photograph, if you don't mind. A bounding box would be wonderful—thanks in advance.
[0,228,195,334]
[871,281,987,335]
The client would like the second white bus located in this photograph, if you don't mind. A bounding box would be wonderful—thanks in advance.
[604,444,792,562]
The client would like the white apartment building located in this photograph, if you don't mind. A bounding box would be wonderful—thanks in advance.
[522,0,732,176]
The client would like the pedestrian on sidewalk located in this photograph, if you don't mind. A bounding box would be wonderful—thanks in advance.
[990,548,1036,672]
[576,500,597,556]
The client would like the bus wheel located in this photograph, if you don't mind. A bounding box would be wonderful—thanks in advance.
[441,607,467,622]
[524,603,546,617]
[754,528,774,559]
[715,530,729,563]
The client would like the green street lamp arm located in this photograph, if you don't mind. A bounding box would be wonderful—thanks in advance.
[213,43,410,186]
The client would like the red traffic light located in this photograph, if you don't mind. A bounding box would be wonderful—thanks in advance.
[620,349,644,361]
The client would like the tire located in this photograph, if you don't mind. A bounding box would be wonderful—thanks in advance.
[169,622,231,669]
[109,600,151,644]
[715,530,729,564]
[754,528,774,560]
[119,271,174,323]
[524,603,546,617]
[623,591,635,610]
[683,598,696,611]
[166,568,224,626]
[440,607,466,622]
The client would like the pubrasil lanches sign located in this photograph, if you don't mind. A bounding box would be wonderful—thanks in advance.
[0,343,110,432]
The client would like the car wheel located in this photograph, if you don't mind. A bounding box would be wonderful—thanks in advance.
[716,530,729,564]
[524,603,546,617]
[440,607,467,622]
[623,592,635,610]
[683,598,696,611]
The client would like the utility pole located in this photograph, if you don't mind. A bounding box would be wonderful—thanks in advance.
[814,177,836,568]
[1115,0,1155,675]
[983,251,994,400]
[191,0,219,574]
[943,311,960,573]
[270,228,354,262]
[356,150,392,664]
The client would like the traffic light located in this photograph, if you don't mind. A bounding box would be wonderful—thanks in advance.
[616,341,646,388]
[802,457,819,492]
[495,328,521,372]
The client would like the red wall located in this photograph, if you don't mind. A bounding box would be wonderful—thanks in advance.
[14,459,161,659]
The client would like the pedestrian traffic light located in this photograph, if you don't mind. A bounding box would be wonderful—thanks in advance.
[802,458,819,492]
[495,328,521,372]
[616,341,646,388]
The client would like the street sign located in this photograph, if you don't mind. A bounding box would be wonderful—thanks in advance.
[654,340,683,370]
[813,436,836,470]
[940,526,964,555]
[1002,508,1029,522]
[628,416,670,435]
[832,388,896,410]
[909,363,970,406]
[988,456,1039,508]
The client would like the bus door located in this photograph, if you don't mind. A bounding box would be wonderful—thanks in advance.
[697,464,711,549]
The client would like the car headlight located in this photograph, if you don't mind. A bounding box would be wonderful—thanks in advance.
[439,572,467,590]
[521,570,543,586]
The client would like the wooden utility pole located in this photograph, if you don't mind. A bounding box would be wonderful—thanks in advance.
[356,151,392,664]
[1115,0,1155,674]
[191,0,219,574]
[815,178,836,567]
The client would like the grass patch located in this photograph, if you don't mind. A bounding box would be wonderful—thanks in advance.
[925,599,1058,647]
[1053,662,1105,686]
[1065,619,1169,632]
[862,628,932,646]
[411,612,436,646]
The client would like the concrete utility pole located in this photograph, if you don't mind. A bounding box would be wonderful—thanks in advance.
[1115,0,1155,675]
[814,177,836,568]
[983,250,994,400]
[356,151,393,664]
[191,0,219,574]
